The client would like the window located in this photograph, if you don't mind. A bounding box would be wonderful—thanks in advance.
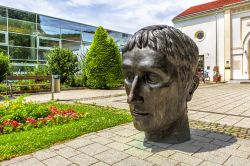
[61,29,81,41]
[37,15,60,28]
[8,18,36,35]
[38,49,48,61]
[37,24,60,38]
[62,40,81,52]
[39,37,60,48]
[0,31,6,44]
[9,33,36,47]
[0,17,7,30]
[9,46,37,61]
[195,30,205,41]
[8,9,36,22]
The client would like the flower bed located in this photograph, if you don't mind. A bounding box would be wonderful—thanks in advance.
[0,96,83,134]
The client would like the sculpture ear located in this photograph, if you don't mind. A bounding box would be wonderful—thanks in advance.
[186,75,199,101]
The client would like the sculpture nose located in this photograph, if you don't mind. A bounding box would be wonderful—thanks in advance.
[127,75,144,104]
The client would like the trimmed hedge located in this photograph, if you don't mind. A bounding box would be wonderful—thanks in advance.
[84,26,123,89]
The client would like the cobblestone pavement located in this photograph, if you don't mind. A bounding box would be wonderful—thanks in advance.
[3,83,248,165]
[79,84,250,129]
[1,123,250,166]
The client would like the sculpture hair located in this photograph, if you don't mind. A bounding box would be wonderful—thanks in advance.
[122,25,199,84]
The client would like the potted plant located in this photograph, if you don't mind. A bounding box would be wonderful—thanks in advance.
[213,66,221,83]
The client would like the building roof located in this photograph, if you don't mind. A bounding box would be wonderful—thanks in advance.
[173,0,244,20]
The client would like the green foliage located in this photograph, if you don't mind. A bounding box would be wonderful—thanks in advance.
[34,65,49,75]
[0,51,9,82]
[46,47,80,84]
[0,103,132,161]
[84,26,123,89]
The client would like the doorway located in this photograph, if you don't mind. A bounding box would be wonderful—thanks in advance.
[232,54,243,79]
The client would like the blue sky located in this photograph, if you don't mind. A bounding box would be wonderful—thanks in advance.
[0,0,212,34]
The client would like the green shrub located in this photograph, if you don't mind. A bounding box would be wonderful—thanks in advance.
[34,65,49,75]
[84,26,123,89]
[46,47,80,84]
[0,51,9,82]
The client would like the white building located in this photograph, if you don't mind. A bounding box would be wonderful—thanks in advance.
[173,0,250,81]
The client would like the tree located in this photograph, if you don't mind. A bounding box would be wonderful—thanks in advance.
[84,26,123,89]
[46,47,80,84]
[0,51,9,82]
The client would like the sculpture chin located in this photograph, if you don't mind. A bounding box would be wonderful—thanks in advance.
[133,111,190,144]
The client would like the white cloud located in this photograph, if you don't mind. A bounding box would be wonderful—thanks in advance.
[0,0,212,33]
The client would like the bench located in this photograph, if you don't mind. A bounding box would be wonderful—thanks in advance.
[6,75,52,96]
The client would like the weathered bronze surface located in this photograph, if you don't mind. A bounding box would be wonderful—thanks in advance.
[122,25,199,144]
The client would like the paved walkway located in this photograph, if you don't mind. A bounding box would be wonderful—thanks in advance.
[1,123,250,166]
[2,83,250,166]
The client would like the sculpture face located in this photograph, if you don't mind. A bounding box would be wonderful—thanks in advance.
[123,47,188,133]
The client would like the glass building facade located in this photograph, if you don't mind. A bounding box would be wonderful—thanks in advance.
[0,6,130,72]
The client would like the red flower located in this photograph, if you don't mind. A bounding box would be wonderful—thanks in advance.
[3,120,22,128]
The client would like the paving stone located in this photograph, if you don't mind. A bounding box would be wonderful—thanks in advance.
[7,158,45,166]
[69,153,98,166]
[235,118,250,128]
[210,139,239,148]
[191,141,220,150]
[145,141,171,149]
[64,138,93,149]
[50,144,68,150]
[169,152,203,166]
[91,136,114,145]
[126,140,153,150]
[189,112,210,120]
[115,129,139,137]
[205,133,233,141]
[32,149,57,160]
[199,114,226,123]
[168,142,201,155]
[238,144,250,153]
[191,135,213,143]
[55,146,81,158]
[96,131,116,138]
[114,156,154,166]
[81,133,99,140]
[110,135,134,143]
[217,146,250,158]
[91,161,110,166]
[106,142,132,151]
[94,149,129,165]
[193,149,230,164]
[42,155,72,166]
[124,147,153,159]
[0,154,32,166]
[190,129,209,137]
[128,132,145,142]
[224,156,250,166]
[146,154,179,166]
[78,143,110,156]
[155,149,176,158]
[216,116,243,126]
[198,160,221,166]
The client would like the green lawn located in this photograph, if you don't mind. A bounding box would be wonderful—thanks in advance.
[0,103,132,161]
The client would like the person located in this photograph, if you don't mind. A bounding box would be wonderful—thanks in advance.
[122,25,199,143]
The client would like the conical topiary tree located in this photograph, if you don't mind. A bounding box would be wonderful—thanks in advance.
[84,26,123,89]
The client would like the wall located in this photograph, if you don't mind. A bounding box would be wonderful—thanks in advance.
[174,13,225,80]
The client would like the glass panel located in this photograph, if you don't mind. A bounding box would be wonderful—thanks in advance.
[37,24,60,38]
[39,38,59,48]
[0,17,7,30]
[11,65,35,72]
[8,18,36,34]
[37,15,60,28]
[0,7,6,17]
[9,46,37,60]
[62,40,81,52]
[9,33,36,47]
[82,32,94,43]
[81,24,96,33]
[38,49,48,61]
[8,9,36,22]
[0,33,5,43]
[61,20,81,31]
[61,29,80,41]
[0,45,7,54]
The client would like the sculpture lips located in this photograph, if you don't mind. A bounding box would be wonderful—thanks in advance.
[132,111,149,118]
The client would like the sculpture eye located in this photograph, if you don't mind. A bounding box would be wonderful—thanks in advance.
[145,73,162,84]
[126,72,134,83]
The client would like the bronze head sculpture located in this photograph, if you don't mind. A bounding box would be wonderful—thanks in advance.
[122,25,199,144]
